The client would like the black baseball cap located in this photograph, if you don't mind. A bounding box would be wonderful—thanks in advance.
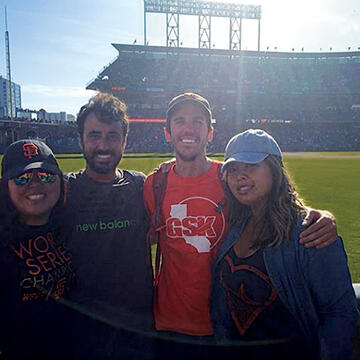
[166,92,212,130]
[1,139,61,180]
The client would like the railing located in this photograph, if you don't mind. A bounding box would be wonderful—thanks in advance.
[85,55,119,88]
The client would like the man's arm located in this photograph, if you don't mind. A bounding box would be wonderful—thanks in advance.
[299,209,337,249]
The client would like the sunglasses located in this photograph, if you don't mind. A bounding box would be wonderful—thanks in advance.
[13,171,58,186]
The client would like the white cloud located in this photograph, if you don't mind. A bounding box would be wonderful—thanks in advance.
[22,85,96,98]
[21,85,97,115]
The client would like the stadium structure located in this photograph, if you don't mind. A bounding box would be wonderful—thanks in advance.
[85,0,360,153]
[1,0,360,153]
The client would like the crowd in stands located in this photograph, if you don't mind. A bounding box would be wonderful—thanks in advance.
[15,117,64,125]
[1,118,359,154]
[91,48,360,121]
[2,50,360,154]
[96,49,360,97]
[124,121,360,153]
[2,116,71,125]
[240,121,360,152]
[0,119,79,153]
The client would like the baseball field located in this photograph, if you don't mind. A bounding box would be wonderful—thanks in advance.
[2,152,360,281]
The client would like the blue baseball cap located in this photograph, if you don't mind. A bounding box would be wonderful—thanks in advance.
[223,129,282,170]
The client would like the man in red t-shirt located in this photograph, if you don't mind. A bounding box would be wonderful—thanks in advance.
[143,93,337,342]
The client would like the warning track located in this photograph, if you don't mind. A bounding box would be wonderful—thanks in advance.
[283,152,360,159]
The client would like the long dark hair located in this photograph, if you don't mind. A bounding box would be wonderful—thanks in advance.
[226,155,306,248]
[0,173,65,245]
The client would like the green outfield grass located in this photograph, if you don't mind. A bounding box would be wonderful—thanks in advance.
[1,152,359,281]
[283,157,360,281]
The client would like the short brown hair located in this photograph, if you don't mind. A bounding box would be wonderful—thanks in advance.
[77,92,129,139]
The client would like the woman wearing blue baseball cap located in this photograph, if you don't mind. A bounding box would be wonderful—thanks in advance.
[0,139,74,359]
[210,129,358,359]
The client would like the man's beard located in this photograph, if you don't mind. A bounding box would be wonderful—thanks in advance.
[84,150,122,174]
[176,143,206,162]
[176,152,198,162]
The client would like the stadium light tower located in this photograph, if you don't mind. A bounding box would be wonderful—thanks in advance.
[5,6,13,121]
[143,0,261,51]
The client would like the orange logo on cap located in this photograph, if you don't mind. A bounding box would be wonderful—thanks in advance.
[23,143,39,159]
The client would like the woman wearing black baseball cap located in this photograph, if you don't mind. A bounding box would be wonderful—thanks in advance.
[0,139,74,359]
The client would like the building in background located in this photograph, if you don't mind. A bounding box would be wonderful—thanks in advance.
[37,109,67,123]
[0,75,21,118]
[67,113,76,122]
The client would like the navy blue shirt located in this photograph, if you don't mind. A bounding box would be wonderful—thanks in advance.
[0,222,74,359]
[218,247,301,341]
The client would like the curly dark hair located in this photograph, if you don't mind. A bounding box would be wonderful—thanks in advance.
[76,92,129,140]
[225,155,307,248]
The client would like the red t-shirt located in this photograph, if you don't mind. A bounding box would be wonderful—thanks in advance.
[144,161,228,335]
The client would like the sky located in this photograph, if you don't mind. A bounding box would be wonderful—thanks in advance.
[1,0,360,116]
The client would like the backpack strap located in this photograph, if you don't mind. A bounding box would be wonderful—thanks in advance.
[147,159,175,286]
[153,161,174,233]
[215,162,228,213]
